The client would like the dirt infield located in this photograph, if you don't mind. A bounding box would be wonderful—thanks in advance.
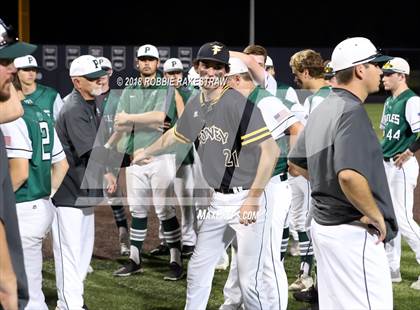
[43,205,164,260]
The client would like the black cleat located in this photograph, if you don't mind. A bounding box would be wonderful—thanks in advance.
[181,245,195,258]
[113,259,143,277]
[293,285,318,304]
[164,262,184,281]
[149,244,170,256]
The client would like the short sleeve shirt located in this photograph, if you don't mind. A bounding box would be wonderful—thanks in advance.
[53,89,99,207]
[289,88,397,240]
[175,86,271,189]
[0,129,29,308]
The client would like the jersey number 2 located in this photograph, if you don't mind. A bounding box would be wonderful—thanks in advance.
[39,122,51,160]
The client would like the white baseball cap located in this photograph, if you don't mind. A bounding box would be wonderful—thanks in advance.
[97,56,112,70]
[69,55,107,79]
[163,58,183,72]
[226,57,249,76]
[14,55,38,69]
[265,55,274,67]
[137,44,159,59]
[331,37,391,72]
[382,57,410,75]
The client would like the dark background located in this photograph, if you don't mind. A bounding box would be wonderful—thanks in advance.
[2,0,420,98]
[3,0,419,47]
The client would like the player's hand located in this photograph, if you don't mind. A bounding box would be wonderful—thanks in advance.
[239,197,259,226]
[393,149,414,168]
[114,111,131,126]
[0,269,18,310]
[104,172,118,194]
[360,215,387,244]
[132,148,153,165]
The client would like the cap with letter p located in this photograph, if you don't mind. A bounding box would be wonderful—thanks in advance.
[137,44,159,59]
[69,55,107,79]
[97,56,112,70]
[163,58,183,73]
[14,55,38,69]
[331,37,392,72]
[382,57,410,75]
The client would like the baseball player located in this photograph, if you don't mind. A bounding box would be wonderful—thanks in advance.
[286,49,332,293]
[230,45,277,96]
[220,57,303,310]
[133,41,280,309]
[264,53,304,260]
[112,44,183,281]
[1,78,68,309]
[0,17,37,309]
[380,57,420,290]
[13,55,64,121]
[163,57,197,257]
[265,54,301,109]
[288,37,398,309]
[95,56,130,256]
[52,55,107,310]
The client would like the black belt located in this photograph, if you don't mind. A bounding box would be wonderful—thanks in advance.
[384,155,399,162]
[214,187,247,194]
[279,173,288,182]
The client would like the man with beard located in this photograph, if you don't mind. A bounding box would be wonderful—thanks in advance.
[52,55,107,310]
[112,44,183,281]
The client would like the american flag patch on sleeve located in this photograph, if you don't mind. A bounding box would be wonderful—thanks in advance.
[4,135,11,146]
[274,109,291,123]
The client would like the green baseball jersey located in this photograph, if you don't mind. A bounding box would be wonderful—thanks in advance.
[23,84,63,121]
[0,103,61,203]
[167,87,195,165]
[381,89,420,157]
[248,86,297,177]
[116,81,168,154]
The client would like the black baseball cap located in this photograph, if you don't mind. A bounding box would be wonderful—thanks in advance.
[195,41,229,66]
[0,18,37,60]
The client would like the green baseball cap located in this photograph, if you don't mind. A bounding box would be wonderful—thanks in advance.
[0,18,37,59]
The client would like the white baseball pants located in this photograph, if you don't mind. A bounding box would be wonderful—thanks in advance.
[52,206,95,310]
[220,176,290,310]
[311,219,393,310]
[185,189,272,310]
[16,198,55,310]
[126,154,176,219]
[384,157,420,271]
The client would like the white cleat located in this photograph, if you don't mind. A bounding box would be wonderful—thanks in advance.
[87,265,94,274]
[410,276,420,290]
[289,274,314,291]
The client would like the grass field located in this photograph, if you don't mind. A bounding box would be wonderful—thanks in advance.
[41,104,420,309]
